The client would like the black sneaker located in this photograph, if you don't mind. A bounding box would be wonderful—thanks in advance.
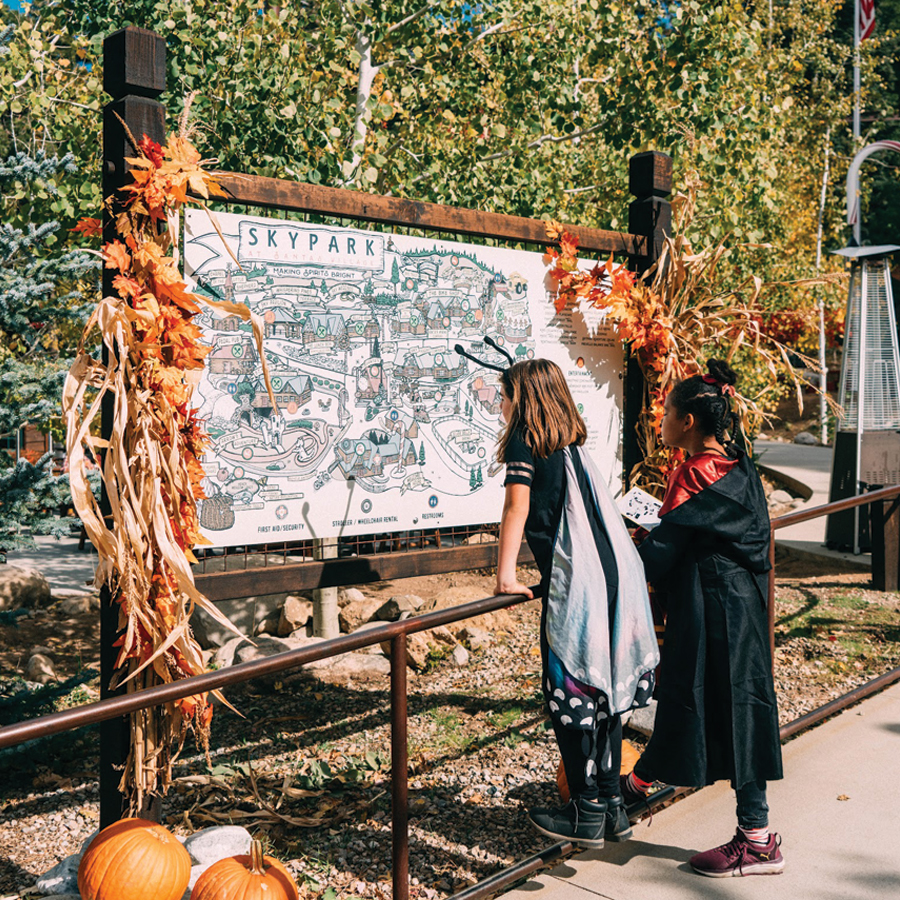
[528,796,606,847]
[619,774,654,824]
[602,794,633,842]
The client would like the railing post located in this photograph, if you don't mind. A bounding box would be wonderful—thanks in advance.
[391,634,410,900]
[624,152,672,484]
[100,26,167,827]
[871,496,900,591]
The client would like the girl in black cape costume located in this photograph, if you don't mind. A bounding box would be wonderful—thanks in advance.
[627,359,786,878]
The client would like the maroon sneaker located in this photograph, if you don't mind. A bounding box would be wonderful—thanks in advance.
[690,831,784,877]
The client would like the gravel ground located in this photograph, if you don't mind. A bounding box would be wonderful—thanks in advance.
[1,559,898,899]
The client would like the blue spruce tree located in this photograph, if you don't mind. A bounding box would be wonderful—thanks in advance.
[0,140,98,550]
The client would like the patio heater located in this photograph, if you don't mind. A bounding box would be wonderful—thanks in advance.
[826,245,900,553]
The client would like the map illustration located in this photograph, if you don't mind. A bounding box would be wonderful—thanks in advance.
[184,210,622,546]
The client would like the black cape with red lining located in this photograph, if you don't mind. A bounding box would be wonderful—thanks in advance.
[637,449,783,789]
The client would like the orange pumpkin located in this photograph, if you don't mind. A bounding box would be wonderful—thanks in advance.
[78,817,191,900]
[557,739,642,802]
[190,839,299,900]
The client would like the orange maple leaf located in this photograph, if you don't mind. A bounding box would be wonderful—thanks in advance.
[71,217,102,238]
[103,240,132,273]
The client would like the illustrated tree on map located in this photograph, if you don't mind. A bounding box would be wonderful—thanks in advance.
[419,442,425,465]
[469,468,477,491]
[391,259,401,295]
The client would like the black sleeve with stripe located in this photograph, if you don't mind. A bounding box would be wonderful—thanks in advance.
[503,431,535,487]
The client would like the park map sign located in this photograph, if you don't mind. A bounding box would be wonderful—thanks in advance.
[184,209,624,547]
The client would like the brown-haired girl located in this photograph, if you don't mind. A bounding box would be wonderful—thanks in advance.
[493,358,659,847]
[627,358,785,877]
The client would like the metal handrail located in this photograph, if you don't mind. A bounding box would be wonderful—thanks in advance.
[0,588,539,750]
[4,485,900,900]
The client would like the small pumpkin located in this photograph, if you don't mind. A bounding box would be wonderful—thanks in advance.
[557,739,642,802]
[191,839,299,900]
[78,817,191,900]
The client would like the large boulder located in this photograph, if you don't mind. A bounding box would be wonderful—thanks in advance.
[278,595,314,636]
[422,586,516,636]
[339,596,383,632]
[190,593,286,648]
[184,825,252,865]
[375,593,424,620]
[338,587,367,608]
[25,653,57,684]
[0,564,51,611]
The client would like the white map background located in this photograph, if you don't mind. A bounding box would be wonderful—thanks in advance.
[184,209,623,547]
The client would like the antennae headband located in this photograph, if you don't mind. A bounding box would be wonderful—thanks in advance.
[453,343,507,374]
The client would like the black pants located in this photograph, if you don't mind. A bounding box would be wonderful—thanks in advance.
[554,715,622,801]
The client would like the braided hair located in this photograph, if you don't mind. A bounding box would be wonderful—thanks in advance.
[669,359,741,449]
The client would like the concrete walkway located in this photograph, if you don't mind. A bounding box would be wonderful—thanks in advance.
[754,438,870,568]
[502,681,900,900]
[4,533,99,596]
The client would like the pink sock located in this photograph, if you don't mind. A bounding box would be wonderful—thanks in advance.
[626,772,653,795]
[739,825,770,846]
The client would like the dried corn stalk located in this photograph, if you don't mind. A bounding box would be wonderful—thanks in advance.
[63,125,274,812]
[546,176,843,495]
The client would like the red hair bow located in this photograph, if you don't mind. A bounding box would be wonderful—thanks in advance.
[702,374,735,397]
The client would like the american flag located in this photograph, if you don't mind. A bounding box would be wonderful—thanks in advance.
[859,0,876,42]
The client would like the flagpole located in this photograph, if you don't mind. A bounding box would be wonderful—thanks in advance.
[854,0,861,146]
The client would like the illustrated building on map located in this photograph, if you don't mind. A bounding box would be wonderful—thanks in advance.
[264,307,302,339]
[355,359,385,401]
[303,313,347,349]
[394,349,466,383]
[468,376,502,415]
[346,315,380,341]
[391,309,427,336]
[333,432,417,479]
[243,374,312,416]
[208,340,258,376]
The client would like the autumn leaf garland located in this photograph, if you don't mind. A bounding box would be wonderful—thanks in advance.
[64,128,268,811]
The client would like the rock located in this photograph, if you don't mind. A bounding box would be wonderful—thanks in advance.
[35,853,79,895]
[382,631,431,671]
[626,698,657,737]
[458,625,491,651]
[59,595,99,615]
[278,595,314,636]
[463,532,497,544]
[213,635,244,670]
[422,587,517,636]
[190,593,285,648]
[793,431,818,445]
[254,609,281,636]
[234,635,292,665]
[451,644,470,667]
[375,593,424,620]
[339,596,383,632]
[351,620,392,654]
[323,652,391,680]
[339,587,367,608]
[25,653,57,684]
[0,564,51,610]
[185,825,252,865]
[231,636,311,686]
[769,489,794,505]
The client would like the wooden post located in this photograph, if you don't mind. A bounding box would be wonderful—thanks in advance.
[623,151,672,483]
[99,27,166,828]
[871,496,900,591]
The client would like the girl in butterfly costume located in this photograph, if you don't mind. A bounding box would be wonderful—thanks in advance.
[462,347,658,849]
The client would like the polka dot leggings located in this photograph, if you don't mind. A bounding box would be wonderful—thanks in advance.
[553,714,623,802]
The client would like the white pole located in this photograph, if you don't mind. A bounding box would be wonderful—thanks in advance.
[855,262,867,555]
[815,128,831,445]
[853,0,861,145]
